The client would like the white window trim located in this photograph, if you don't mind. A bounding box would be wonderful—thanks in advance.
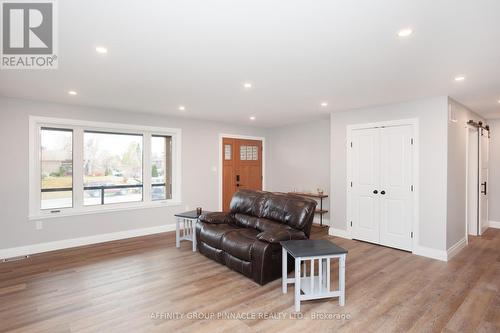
[29,116,182,220]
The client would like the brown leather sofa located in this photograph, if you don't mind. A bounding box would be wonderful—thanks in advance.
[196,190,317,285]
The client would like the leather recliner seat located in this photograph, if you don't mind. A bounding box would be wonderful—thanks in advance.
[196,190,317,285]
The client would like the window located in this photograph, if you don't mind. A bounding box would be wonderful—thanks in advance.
[30,117,181,218]
[40,128,73,209]
[83,131,143,205]
[151,135,172,201]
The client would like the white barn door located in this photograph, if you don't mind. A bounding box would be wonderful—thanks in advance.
[479,128,489,235]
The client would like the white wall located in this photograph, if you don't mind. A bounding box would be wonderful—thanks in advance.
[488,119,500,223]
[330,97,449,252]
[266,117,330,224]
[0,97,266,251]
[446,98,484,248]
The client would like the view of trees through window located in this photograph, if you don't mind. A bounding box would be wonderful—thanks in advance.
[83,131,143,205]
[38,125,175,211]
[151,135,172,200]
[40,128,73,209]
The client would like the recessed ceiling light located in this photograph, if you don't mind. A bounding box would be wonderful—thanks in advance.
[68,90,77,96]
[95,46,108,54]
[243,82,253,89]
[249,116,256,120]
[454,76,466,82]
[321,102,328,107]
[397,28,413,38]
[178,105,186,111]
[497,99,500,104]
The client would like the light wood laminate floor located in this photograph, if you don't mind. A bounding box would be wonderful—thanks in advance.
[1,227,500,333]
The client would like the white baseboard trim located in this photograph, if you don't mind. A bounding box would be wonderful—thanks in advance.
[412,246,447,261]
[489,220,500,229]
[328,227,352,239]
[0,224,176,260]
[446,237,467,261]
[327,228,464,262]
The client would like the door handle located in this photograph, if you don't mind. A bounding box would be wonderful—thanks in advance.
[380,190,386,195]
[481,182,487,195]
[373,190,378,194]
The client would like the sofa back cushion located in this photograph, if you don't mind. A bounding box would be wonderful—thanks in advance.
[229,190,266,216]
[230,190,316,234]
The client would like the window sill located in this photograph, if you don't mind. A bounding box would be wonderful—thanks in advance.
[28,200,182,221]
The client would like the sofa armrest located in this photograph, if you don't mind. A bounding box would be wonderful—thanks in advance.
[256,229,307,244]
[199,212,232,224]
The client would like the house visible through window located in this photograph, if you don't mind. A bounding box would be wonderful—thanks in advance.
[83,131,143,205]
[40,128,73,210]
[151,135,172,200]
[31,117,181,217]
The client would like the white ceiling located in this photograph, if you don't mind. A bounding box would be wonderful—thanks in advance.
[1,0,500,126]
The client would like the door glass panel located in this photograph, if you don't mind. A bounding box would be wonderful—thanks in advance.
[224,144,232,160]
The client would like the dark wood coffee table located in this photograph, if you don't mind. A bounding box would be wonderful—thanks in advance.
[280,239,347,312]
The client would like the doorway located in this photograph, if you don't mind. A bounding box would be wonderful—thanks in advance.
[219,135,264,211]
[347,119,418,252]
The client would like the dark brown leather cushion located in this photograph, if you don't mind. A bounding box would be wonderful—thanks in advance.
[199,223,240,249]
[221,228,259,262]
[283,197,316,230]
[233,213,259,229]
[255,217,287,232]
[230,190,266,217]
[230,190,316,231]
[199,212,232,224]
[256,229,307,243]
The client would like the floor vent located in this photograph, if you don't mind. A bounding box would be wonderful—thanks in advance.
[2,255,30,263]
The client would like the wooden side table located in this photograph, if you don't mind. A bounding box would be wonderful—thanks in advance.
[174,210,209,252]
[281,239,347,312]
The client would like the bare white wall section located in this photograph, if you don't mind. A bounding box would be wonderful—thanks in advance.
[331,97,449,252]
[266,118,330,224]
[0,97,266,250]
[488,120,500,223]
[446,98,484,248]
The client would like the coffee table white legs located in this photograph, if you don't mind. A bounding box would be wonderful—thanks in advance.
[294,258,301,312]
[339,254,345,306]
[176,218,181,248]
[281,249,346,312]
[175,217,197,252]
[282,247,287,293]
[192,222,197,252]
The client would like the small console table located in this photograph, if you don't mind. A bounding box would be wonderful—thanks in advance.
[174,210,210,252]
[281,239,347,312]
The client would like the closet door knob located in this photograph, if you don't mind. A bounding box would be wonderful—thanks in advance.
[373,190,378,194]
[381,190,386,195]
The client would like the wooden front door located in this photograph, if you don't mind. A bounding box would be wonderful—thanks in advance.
[222,138,263,211]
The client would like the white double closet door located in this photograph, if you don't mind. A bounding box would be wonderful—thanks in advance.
[350,125,414,251]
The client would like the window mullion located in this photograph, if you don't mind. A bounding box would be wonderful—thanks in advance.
[143,133,152,203]
[73,127,84,209]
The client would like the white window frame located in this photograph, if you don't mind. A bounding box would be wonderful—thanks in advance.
[29,116,182,220]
